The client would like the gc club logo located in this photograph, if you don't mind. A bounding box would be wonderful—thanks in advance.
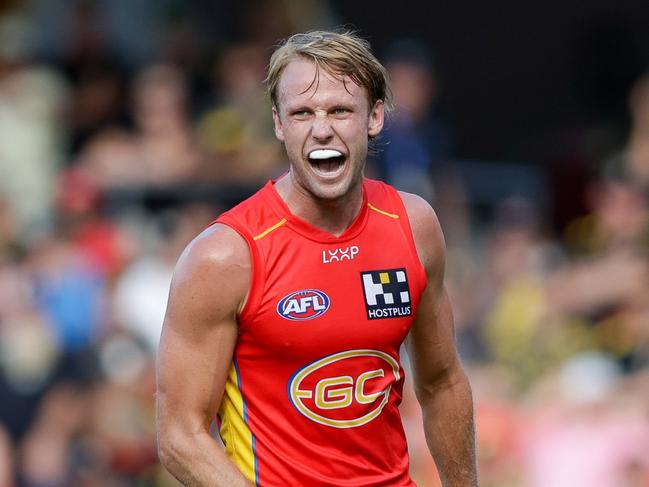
[276,289,331,321]
[288,349,401,428]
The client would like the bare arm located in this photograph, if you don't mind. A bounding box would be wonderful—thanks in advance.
[156,224,253,486]
[401,192,478,487]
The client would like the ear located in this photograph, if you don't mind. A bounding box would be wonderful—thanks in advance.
[272,106,285,142]
[367,100,385,138]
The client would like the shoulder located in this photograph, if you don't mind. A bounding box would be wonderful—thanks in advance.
[177,223,250,273]
[217,181,281,238]
[398,191,446,275]
[171,223,251,312]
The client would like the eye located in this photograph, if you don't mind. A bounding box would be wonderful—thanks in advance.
[291,109,312,119]
[333,107,351,115]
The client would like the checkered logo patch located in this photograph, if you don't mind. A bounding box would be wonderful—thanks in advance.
[360,268,412,320]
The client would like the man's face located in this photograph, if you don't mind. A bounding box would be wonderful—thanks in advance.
[272,57,384,201]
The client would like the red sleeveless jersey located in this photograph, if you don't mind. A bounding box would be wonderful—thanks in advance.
[215,178,426,486]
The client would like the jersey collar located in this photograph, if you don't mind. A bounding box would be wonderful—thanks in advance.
[262,179,370,243]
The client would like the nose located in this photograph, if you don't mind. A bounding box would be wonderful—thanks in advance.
[310,112,334,142]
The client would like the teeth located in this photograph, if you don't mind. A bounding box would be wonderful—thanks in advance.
[309,149,342,160]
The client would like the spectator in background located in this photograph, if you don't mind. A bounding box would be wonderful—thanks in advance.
[604,72,649,191]
[0,12,69,231]
[54,167,133,279]
[42,0,131,157]
[196,43,284,184]
[563,177,649,255]
[522,352,649,487]
[0,248,57,442]
[481,197,577,389]
[29,228,106,383]
[470,367,523,487]
[18,383,87,487]
[534,72,649,381]
[65,58,128,157]
[372,39,451,201]
[78,63,205,189]
[550,176,649,370]
[130,64,205,186]
[113,204,214,352]
[28,0,163,72]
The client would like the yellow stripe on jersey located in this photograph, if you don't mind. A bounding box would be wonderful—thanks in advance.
[219,362,258,484]
[368,202,399,219]
[253,218,287,240]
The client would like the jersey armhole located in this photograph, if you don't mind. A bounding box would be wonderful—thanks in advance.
[213,215,265,328]
[385,186,428,292]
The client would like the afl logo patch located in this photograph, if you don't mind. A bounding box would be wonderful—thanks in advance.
[288,349,401,428]
[277,289,331,321]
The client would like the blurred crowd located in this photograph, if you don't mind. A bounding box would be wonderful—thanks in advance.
[0,1,648,486]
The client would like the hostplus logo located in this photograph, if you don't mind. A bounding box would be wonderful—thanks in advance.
[360,268,411,320]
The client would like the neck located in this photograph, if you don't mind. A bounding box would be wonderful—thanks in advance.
[274,174,364,237]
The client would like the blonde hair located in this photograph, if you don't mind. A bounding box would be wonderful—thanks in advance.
[266,30,393,114]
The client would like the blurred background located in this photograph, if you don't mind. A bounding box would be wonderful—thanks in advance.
[0,0,648,485]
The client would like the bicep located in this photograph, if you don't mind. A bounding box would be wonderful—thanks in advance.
[401,191,461,397]
[157,225,251,434]
[406,284,460,399]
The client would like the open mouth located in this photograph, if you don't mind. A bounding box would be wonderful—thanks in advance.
[308,149,346,176]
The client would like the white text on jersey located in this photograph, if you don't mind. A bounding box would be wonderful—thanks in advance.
[322,246,359,264]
